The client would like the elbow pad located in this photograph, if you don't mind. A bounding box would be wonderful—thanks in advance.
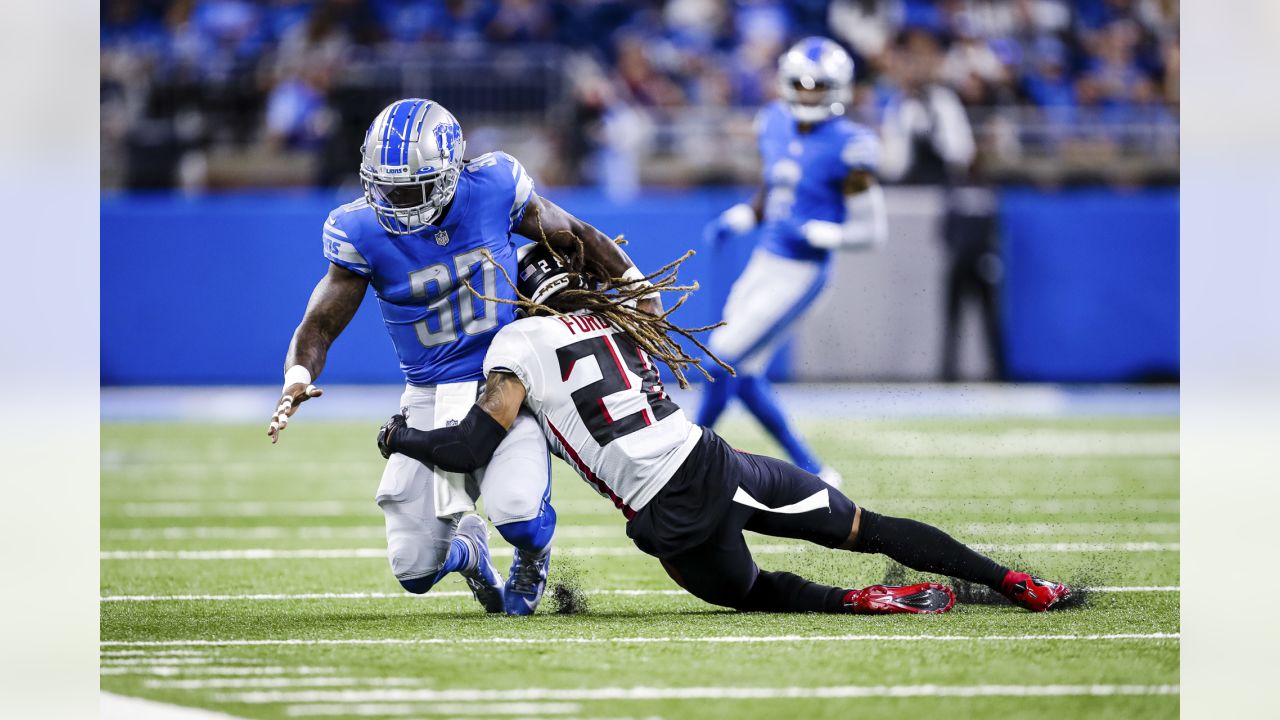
[801,185,888,251]
[391,404,508,473]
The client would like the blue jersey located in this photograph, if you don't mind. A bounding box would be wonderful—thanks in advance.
[322,151,535,385]
[756,101,880,262]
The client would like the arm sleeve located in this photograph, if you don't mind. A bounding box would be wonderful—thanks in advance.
[389,404,507,473]
[929,87,976,170]
[321,211,372,277]
[877,98,914,182]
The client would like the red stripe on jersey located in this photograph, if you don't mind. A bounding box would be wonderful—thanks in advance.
[598,397,613,423]
[604,335,631,389]
[547,419,635,520]
[561,359,576,382]
[634,345,667,400]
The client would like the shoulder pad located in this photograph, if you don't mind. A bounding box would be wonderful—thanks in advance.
[322,206,372,276]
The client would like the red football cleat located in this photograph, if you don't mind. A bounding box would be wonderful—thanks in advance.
[1000,571,1071,612]
[843,583,956,614]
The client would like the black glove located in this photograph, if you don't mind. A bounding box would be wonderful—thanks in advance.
[377,414,407,459]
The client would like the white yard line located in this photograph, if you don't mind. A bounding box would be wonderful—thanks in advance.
[284,702,586,717]
[99,542,1179,561]
[284,702,590,717]
[100,586,1177,603]
[953,521,1179,536]
[217,684,1179,704]
[100,649,208,657]
[104,497,1178,517]
[970,542,1179,552]
[101,692,249,720]
[101,633,1180,649]
[144,677,423,690]
[861,430,1178,457]
[103,666,338,677]
[102,521,1179,542]
[1090,586,1181,593]
[101,657,216,666]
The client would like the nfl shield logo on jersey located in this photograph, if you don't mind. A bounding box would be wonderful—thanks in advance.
[434,229,450,246]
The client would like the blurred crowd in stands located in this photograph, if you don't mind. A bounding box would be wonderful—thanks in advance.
[101,0,1180,192]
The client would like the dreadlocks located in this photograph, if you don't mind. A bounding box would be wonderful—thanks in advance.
[462,212,735,389]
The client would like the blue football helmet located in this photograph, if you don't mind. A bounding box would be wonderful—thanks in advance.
[360,99,467,235]
[776,37,854,124]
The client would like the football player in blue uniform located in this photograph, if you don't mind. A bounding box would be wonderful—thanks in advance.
[267,99,658,616]
[700,37,889,489]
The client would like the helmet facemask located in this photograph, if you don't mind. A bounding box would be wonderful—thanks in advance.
[779,76,851,124]
[361,164,461,235]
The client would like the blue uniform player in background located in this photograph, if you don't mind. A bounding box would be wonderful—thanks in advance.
[268,99,657,615]
[701,37,890,489]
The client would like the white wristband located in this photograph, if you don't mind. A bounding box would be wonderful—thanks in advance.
[800,220,844,249]
[283,365,312,391]
[621,266,659,300]
[722,203,758,234]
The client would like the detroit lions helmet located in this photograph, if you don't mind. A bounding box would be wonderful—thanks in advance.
[777,37,854,124]
[360,99,466,235]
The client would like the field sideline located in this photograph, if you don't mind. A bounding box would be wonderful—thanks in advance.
[102,387,1178,719]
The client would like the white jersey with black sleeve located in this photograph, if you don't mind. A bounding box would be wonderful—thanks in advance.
[481,312,703,519]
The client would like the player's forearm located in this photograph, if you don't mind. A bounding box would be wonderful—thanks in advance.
[283,267,367,379]
[571,217,638,279]
[284,323,333,379]
[389,405,508,473]
[520,195,640,281]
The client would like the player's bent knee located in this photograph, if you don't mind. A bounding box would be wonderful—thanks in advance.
[388,532,448,592]
[495,504,557,554]
[397,573,440,595]
[684,570,756,610]
[381,512,453,579]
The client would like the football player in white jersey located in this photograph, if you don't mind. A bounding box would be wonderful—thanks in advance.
[375,243,1073,614]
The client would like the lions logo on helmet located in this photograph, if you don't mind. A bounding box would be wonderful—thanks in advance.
[360,99,468,235]
[776,37,854,125]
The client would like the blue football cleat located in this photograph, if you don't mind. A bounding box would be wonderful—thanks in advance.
[503,546,551,616]
[454,514,505,613]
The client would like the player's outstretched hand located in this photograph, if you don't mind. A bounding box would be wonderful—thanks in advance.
[267,382,323,444]
[377,414,407,459]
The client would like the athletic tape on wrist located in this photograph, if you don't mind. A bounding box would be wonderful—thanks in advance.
[283,365,312,392]
[621,266,659,300]
[723,203,758,234]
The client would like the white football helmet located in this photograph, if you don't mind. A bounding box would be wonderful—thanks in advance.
[360,99,467,235]
[776,37,854,124]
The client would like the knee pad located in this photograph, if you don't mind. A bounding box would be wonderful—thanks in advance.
[495,504,557,554]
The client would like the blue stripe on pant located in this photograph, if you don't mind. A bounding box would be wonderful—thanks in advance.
[726,263,830,369]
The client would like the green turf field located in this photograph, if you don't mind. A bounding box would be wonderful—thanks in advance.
[101,415,1179,719]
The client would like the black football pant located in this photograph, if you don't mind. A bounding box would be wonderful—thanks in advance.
[658,449,856,613]
[659,449,1008,613]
